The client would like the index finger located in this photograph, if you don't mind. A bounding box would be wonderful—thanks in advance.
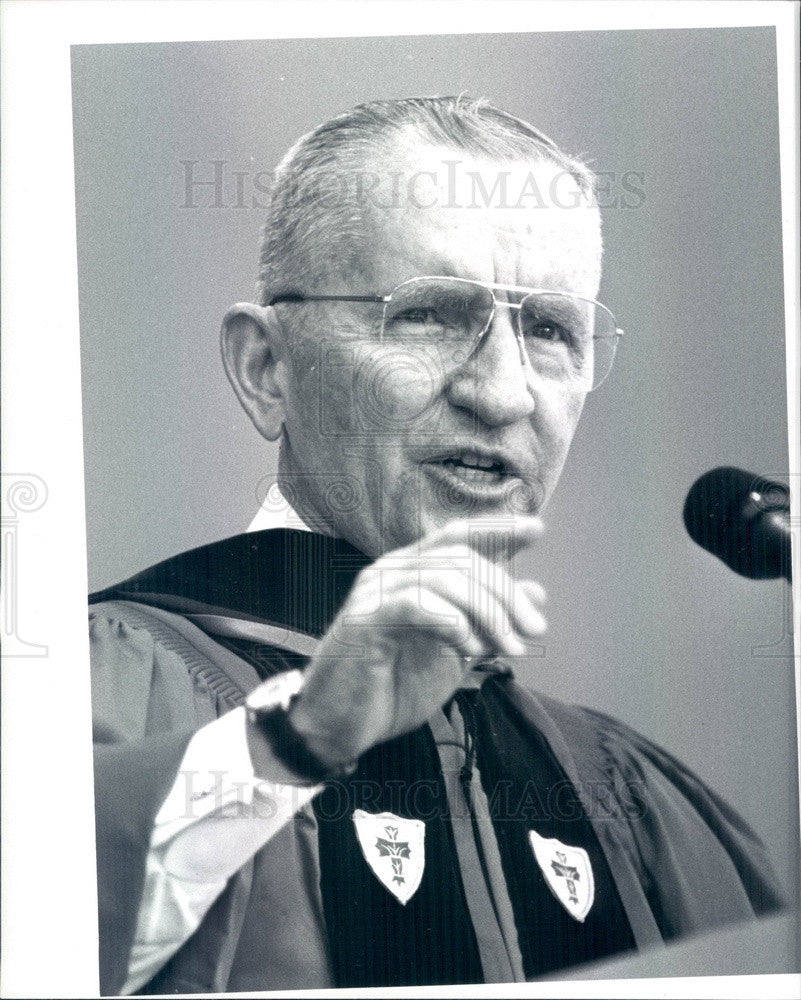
[414,515,544,563]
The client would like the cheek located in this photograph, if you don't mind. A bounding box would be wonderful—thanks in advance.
[537,389,586,467]
[291,344,355,439]
[319,343,446,440]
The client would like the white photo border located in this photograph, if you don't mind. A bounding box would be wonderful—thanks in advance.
[1,2,798,998]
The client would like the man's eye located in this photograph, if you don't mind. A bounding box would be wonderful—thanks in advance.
[394,308,443,325]
[527,321,571,344]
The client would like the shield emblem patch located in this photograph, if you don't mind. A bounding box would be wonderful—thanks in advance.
[529,829,595,922]
[352,810,425,906]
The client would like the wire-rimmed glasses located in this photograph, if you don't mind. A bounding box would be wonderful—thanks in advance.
[269,275,624,391]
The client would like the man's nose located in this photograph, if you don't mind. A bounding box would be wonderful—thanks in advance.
[444,308,535,426]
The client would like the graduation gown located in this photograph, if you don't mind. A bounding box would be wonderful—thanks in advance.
[89,529,785,994]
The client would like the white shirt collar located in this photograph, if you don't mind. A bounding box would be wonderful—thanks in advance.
[247,487,313,534]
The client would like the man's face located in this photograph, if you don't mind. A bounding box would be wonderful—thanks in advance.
[276,146,602,556]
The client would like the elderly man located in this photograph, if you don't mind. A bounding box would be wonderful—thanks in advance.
[89,96,782,994]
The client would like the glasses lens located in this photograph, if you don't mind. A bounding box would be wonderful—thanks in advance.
[383,278,493,350]
[518,292,618,390]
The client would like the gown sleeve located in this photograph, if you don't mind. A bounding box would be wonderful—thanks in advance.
[582,706,787,935]
[89,612,211,995]
[503,683,786,949]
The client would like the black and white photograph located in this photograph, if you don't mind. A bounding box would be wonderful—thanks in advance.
[2,3,799,997]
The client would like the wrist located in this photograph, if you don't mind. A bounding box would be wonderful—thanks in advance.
[286,694,361,772]
[245,670,356,785]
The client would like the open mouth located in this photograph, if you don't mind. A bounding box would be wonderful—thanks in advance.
[435,452,509,485]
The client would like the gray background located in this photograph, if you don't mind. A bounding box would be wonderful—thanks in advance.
[72,28,799,972]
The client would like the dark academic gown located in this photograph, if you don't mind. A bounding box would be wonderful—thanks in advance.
[89,529,785,995]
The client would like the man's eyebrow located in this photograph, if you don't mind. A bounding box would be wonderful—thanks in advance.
[396,258,464,282]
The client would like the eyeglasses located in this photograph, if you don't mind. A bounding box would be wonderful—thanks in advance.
[269,276,624,391]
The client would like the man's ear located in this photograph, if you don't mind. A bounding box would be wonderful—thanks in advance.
[220,302,289,442]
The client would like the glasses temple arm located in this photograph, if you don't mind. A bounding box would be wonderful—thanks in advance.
[268,293,389,305]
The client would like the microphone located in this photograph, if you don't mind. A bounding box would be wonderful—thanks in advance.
[683,466,791,582]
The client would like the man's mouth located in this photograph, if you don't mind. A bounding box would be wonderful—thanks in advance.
[431,451,512,487]
[421,449,542,510]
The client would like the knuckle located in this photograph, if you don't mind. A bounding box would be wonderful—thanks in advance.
[391,589,423,619]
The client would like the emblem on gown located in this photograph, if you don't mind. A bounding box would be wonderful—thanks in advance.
[352,810,425,905]
[529,829,595,922]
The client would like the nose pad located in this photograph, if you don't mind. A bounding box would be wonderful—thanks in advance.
[448,306,524,368]
[444,308,536,425]
[478,308,533,383]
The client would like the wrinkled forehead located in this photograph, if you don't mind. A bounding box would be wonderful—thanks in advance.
[343,143,603,297]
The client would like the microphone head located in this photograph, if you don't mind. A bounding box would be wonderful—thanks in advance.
[683,466,790,580]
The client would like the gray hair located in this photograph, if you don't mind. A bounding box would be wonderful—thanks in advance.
[257,95,596,305]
